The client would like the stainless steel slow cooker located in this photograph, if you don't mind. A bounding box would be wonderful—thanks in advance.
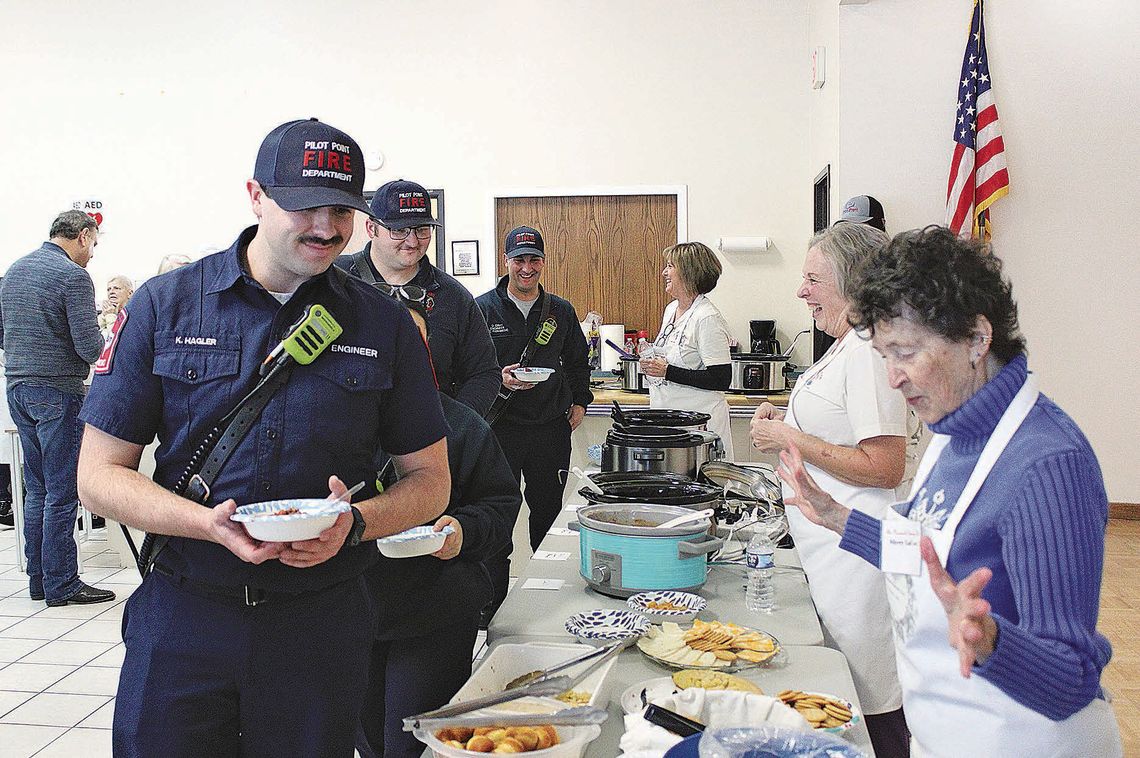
[729,353,789,393]
[601,426,724,478]
[620,356,647,393]
[570,503,722,597]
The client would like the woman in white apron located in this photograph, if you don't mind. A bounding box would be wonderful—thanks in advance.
[750,224,910,757]
[641,242,734,460]
[778,226,1121,757]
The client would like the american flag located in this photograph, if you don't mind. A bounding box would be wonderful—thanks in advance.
[945,0,1009,239]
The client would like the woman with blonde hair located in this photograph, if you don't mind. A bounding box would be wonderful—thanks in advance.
[98,275,133,338]
[640,241,735,459]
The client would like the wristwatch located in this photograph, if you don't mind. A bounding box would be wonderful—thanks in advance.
[344,506,366,548]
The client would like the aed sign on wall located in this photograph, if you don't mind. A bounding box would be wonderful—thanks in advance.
[72,199,105,229]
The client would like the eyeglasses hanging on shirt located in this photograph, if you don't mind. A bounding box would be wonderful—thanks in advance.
[653,322,675,347]
[374,282,428,304]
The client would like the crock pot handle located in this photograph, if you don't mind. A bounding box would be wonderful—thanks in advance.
[567,521,581,532]
[677,536,724,557]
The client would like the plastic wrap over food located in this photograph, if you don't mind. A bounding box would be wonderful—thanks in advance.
[698,725,865,758]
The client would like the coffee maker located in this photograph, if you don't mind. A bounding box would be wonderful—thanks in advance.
[749,320,781,355]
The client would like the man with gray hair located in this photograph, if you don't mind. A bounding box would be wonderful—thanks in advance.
[0,210,115,606]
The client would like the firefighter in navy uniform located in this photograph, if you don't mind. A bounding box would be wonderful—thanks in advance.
[334,179,500,416]
[475,226,593,622]
[76,119,450,758]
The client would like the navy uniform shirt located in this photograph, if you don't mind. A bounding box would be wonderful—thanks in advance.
[475,276,594,425]
[335,249,501,415]
[80,226,448,593]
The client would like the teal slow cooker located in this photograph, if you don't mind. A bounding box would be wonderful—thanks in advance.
[570,503,722,598]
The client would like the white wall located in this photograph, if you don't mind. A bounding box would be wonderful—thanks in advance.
[835,0,1140,500]
[0,0,819,365]
[3,1,1134,499]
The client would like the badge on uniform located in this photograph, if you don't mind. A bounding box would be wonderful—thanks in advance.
[94,308,128,375]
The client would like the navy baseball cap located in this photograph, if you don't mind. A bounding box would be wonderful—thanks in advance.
[370,179,441,230]
[505,226,545,259]
[838,195,886,227]
[253,118,371,214]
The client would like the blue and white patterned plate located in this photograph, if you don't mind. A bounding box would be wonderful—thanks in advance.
[565,609,650,645]
[627,591,706,622]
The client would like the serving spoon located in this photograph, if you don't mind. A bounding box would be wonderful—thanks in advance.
[656,508,715,530]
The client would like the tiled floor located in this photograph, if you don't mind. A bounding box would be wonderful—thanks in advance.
[0,527,135,757]
[0,520,1134,757]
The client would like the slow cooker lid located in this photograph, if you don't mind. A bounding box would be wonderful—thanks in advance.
[606,425,702,447]
[610,408,711,426]
[588,471,694,487]
[579,480,723,505]
[732,352,790,361]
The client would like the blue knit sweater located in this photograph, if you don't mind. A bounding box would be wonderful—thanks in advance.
[840,354,1112,720]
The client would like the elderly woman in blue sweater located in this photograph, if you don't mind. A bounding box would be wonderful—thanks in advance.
[778,226,1121,757]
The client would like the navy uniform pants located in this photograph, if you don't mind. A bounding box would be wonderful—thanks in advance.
[485,416,572,619]
[357,614,480,758]
[113,569,376,758]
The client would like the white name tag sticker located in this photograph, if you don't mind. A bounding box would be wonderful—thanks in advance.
[521,578,565,591]
[547,527,576,537]
[532,550,571,561]
[881,519,922,576]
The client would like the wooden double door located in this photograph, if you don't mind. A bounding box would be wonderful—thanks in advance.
[494,194,679,337]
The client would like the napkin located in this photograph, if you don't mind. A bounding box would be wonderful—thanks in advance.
[618,689,810,757]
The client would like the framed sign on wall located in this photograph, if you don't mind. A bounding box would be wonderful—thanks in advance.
[451,240,479,276]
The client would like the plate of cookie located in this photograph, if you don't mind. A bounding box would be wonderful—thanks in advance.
[620,669,764,714]
[636,620,782,671]
[776,690,861,735]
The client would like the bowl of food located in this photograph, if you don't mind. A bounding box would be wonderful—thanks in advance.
[377,525,455,558]
[451,642,618,709]
[230,499,350,542]
[513,367,556,383]
[627,591,706,623]
[415,697,602,757]
[416,722,601,757]
[564,609,649,646]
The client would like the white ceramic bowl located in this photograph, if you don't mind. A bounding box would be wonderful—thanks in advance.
[626,591,707,623]
[564,609,650,646]
[377,525,455,558]
[230,499,350,542]
[513,367,556,383]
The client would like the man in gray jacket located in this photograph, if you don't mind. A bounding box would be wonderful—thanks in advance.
[0,210,115,606]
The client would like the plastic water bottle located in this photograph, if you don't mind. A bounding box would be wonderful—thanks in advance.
[636,337,650,356]
[745,532,776,612]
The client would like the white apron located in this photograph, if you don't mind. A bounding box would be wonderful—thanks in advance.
[782,334,903,715]
[648,297,734,460]
[885,375,1121,757]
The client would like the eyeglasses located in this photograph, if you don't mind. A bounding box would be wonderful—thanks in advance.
[654,323,676,346]
[382,224,434,241]
[375,282,427,303]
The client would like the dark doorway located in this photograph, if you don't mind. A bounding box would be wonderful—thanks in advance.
[812,166,835,361]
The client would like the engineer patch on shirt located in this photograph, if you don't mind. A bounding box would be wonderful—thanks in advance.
[94,309,127,375]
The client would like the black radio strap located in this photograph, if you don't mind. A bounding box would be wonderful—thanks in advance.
[134,364,294,576]
[352,249,378,285]
[484,291,552,427]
